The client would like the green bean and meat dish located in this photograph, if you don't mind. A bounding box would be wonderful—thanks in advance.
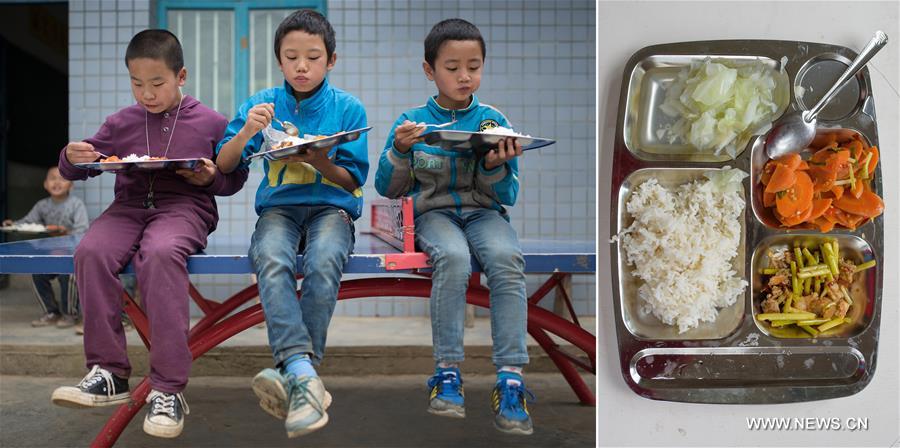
[756,240,876,337]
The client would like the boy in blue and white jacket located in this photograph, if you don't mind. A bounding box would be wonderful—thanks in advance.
[215,10,367,439]
[375,19,533,436]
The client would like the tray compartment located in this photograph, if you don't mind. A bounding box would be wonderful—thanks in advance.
[623,54,790,162]
[749,127,877,230]
[616,167,747,340]
[750,234,878,338]
[794,53,868,122]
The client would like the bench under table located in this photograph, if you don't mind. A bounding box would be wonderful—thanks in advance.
[0,211,595,447]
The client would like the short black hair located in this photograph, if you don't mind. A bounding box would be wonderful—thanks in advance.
[125,29,184,73]
[424,18,486,67]
[274,9,336,62]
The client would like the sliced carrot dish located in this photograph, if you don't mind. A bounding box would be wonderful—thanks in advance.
[759,133,883,230]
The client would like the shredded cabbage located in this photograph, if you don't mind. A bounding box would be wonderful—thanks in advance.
[702,166,748,195]
[659,58,781,158]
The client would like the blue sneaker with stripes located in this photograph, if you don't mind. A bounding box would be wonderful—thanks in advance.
[491,373,535,435]
[426,367,465,418]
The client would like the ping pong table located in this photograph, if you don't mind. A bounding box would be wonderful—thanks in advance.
[0,198,595,447]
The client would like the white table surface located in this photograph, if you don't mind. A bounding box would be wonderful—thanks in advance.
[597,1,900,446]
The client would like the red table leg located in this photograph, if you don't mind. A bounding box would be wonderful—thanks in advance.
[92,274,596,446]
[528,325,595,405]
[90,377,151,448]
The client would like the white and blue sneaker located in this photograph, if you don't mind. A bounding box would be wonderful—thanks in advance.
[426,367,465,418]
[283,374,330,438]
[251,368,332,420]
[491,373,535,435]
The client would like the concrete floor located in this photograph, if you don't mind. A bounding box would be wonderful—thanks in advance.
[0,374,596,447]
[0,275,597,446]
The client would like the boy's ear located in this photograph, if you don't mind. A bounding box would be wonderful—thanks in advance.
[423,61,434,81]
[177,67,187,87]
[326,53,337,71]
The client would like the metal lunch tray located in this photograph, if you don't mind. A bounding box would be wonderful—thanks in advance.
[0,226,48,234]
[609,40,884,404]
[422,130,556,155]
[247,126,372,161]
[75,158,202,172]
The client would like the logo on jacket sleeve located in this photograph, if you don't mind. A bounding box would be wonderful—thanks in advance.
[479,119,499,131]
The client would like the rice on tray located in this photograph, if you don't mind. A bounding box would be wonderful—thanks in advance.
[617,168,748,333]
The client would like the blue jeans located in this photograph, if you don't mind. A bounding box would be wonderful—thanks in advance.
[415,208,529,367]
[250,205,354,366]
[32,274,77,316]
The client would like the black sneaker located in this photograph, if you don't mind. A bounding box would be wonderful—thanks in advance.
[51,365,130,408]
[143,390,190,438]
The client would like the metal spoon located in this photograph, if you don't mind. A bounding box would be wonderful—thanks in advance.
[765,31,888,159]
[419,120,457,129]
[766,31,888,159]
[273,117,300,136]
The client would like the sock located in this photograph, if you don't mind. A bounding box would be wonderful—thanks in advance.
[497,366,523,387]
[282,354,317,378]
[437,362,459,371]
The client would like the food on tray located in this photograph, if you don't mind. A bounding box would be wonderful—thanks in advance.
[759,133,883,230]
[3,222,48,232]
[480,126,532,138]
[100,154,167,163]
[273,137,303,149]
[617,167,748,333]
[272,134,327,150]
[756,240,876,337]
[657,58,782,158]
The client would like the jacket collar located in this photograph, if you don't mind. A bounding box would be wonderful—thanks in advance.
[426,94,479,118]
[150,94,197,116]
[283,78,331,115]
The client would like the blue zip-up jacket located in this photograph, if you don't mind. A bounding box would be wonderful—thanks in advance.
[217,79,369,219]
[375,95,519,217]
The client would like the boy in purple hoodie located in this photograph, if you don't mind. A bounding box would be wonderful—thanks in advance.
[50,30,247,439]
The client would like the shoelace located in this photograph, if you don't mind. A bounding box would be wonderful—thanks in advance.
[499,382,536,414]
[77,365,115,397]
[427,372,462,396]
[288,377,324,413]
[146,390,190,419]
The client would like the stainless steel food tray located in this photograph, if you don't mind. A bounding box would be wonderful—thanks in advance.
[610,40,884,404]
[247,126,372,161]
[75,158,202,172]
[422,130,555,155]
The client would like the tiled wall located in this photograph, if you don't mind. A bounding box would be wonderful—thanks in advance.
[68,0,151,211]
[67,0,596,317]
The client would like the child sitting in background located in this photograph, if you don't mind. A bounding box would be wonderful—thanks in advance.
[375,18,534,435]
[3,166,88,328]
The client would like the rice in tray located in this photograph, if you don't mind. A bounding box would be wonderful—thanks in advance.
[617,168,748,333]
[481,126,531,138]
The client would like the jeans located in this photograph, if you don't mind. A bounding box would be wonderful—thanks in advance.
[415,208,529,367]
[32,274,77,316]
[250,205,355,367]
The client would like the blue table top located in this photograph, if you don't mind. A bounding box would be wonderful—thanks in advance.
[0,233,596,274]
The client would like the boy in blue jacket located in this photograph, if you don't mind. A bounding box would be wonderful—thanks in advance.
[215,9,367,438]
[375,18,533,435]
